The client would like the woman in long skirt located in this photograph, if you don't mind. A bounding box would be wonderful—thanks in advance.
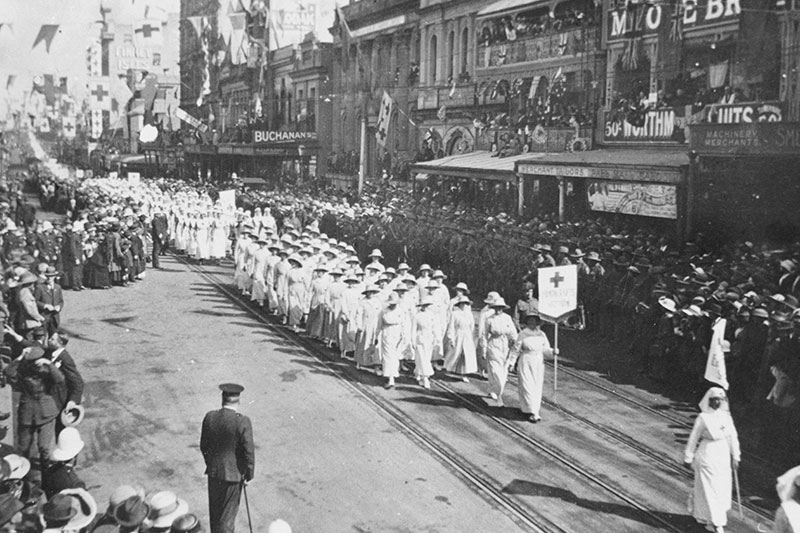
[286,255,307,331]
[508,312,553,423]
[354,285,382,369]
[305,266,329,339]
[378,293,404,388]
[683,387,741,533]
[482,296,517,406]
[338,275,361,357]
[412,298,436,389]
[443,295,478,381]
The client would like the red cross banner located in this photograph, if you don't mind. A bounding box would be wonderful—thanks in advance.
[134,19,163,46]
[61,116,76,139]
[537,265,578,321]
[88,80,111,110]
[375,91,393,148]
[90,109,103,139]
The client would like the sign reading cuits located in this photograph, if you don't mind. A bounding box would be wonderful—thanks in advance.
[252,130,317,144]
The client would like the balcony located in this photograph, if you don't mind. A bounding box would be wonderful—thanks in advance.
[417,83,474,111]
[477,26,600,70]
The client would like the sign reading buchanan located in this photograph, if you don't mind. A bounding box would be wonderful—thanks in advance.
[252,130,317,144]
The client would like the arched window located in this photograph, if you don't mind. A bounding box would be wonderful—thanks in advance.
[461,28,469,74]
[447,31,455,80]
[429,35,438,83]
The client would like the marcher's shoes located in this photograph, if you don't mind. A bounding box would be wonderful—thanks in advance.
[0,412,9,421]
[529,415,542,423]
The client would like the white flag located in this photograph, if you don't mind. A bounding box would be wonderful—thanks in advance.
[62,115,76,138]
[704,317,729,390]
[88,80,111,111]
[375,91,393,147]
[134,20,163,46]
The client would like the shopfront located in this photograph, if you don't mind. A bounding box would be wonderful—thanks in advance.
[516,148,688,235]
[688,122,800,242]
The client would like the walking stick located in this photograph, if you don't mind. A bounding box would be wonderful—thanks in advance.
[733,464,743,519]
[242,481,254,533]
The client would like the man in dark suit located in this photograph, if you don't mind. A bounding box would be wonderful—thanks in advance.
[151,208,168,269]
[200,383,255,533]
[46,331,84,433]
[61,225,84,291]
[33,268,64,338]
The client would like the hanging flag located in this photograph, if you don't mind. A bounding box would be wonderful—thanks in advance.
[437,104,447,122]
[449,79,457,98]
[111,75,134,109]
[87,42,102,78]
[61,115,76,138]
[375,91,393,147]
[229,13,248,65]
[144,4,169,23]
[134,20,163,46]
[187,16,203,39]
[704,317,729,390]
[88,80,111,111]
[336,5,354,70]
[32,25,59,53]
[90,109,103,139]
[6,75,14,90]
[196,18,211,106]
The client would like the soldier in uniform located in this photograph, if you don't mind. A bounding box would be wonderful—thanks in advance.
[200,383,255,533]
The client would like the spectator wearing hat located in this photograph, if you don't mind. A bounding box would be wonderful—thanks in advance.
[147,491,189,532]
[512,283,539,332]
[200,383,255,533]
[481,296,517,405]
[729,307,768,401]
[34,267,64,339]
[46,331,84,429]
[170,513,204,533]
[60,224,85,291]
[35,222,58,271]
[42,427,86,499]
[443,295,478,382]
[112,494,150,532]
[15,346,65,466]
[43,488,97,532]
[0,493,24,530]
[14,271,44,339]
[151,207,169,269]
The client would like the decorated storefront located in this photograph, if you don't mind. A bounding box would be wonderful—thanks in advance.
[688,121,800,241]
[601,0,782,145]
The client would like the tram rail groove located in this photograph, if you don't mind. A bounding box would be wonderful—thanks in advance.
[181,257,563,533]
[541,359,779,471]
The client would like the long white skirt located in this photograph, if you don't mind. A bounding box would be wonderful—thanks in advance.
[690,438,733,527]
[517,351,544,415]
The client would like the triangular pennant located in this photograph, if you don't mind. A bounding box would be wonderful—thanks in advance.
[32,25,59,53]
[187,16,203,39]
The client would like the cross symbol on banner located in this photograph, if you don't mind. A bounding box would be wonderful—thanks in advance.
[63,122,74,133]
[92,84,108,102]
[136,24,160,38]
[383,102,391,116]
[377,127,387,141]
[550,271,565,288]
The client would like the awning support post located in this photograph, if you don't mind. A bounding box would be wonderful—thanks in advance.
[557,176,565,222]
[516,173,524,217]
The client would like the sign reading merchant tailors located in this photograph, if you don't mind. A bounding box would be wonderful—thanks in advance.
[689,122,800,156]
[606,0,741,42]
[252,130,318,144]
[587,181,677,219]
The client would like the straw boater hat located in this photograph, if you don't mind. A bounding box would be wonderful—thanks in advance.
[170,513,204,533]
[2,455,29,481]
[106,485,146,518]
[147,491,189,529]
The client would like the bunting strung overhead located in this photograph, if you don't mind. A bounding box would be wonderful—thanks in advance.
[6,75,15,90]
[186,16,203,39]
[32,25,60,53]
[196,17,211,106]
[229,13,248,66]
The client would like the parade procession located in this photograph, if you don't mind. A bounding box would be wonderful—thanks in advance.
[2,0,800,531]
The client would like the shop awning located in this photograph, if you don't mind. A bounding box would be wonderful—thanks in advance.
[477,0,550,18]
[516,148,689,184]
[411,151,532,182]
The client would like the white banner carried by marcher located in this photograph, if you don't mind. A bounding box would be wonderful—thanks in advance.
[538,265,578,397]
[218,189,236,212]
[704,317,729,390]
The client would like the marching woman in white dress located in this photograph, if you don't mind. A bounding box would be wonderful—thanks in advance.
[210,210,229,261]
[508,312,554,423]
[412,298,436,389]
[482,296,518,406]
[286,254,308,332]
[338,274,362,358]
[683,387,741,533]
[249,237,270,307]
[378,292,405,388]
[305,265,330,339]
[354,284,383,370]
[194,214,211,263]
[443,295,478,382]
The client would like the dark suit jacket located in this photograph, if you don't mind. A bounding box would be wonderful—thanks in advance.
[34,283,63,328]
[200,407,255,482]
[49,348,84,408]
[151,214,168,245]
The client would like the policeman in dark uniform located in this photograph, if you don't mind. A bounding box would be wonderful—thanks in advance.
[200,383,255,533]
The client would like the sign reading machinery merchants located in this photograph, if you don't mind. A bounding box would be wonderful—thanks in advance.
[690,123,800,156]
[587,181,677,219]
[252,130,317,144]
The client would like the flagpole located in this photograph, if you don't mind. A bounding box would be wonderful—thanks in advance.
[358,115,366,196]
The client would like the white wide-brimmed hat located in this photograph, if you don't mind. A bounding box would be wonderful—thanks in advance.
[50,427,85,462]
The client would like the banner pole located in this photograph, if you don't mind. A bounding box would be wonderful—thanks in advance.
[554,320,559,402]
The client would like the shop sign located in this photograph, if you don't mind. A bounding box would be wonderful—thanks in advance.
[705,101,783,124]
[604,108,677,143]
[114,44,157,70]
[518,163,684,184]
[689,122,800,155]
[607,0,740,42]
[252,130,317,144]
[587,180,678,219]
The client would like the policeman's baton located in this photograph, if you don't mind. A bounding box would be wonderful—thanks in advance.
[242,480,254,533]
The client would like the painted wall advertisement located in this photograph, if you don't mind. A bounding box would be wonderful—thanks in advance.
[587,181,677,219]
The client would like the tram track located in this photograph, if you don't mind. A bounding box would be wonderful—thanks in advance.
[179,256,705,532]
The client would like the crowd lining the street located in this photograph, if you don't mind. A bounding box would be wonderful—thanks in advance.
[2,132,800,531]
